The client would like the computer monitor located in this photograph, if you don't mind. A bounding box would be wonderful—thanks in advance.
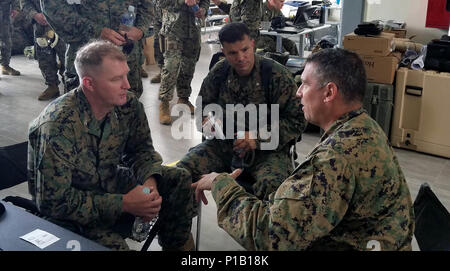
[293,4,310,27]
[293,4,320,28]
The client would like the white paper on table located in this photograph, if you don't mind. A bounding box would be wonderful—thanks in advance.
[20,229,60,249]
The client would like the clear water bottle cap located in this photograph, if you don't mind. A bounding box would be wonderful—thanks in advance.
[128,5,135,13]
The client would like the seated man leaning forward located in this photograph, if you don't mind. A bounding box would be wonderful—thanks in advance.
[192,48,415,251]
[177,22,305,201]
[27,40,194,251]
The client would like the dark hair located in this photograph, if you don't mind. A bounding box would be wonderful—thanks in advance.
[306,48,367,104]
[219,22,251,45]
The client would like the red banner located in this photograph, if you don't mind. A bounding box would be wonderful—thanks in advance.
[426,0,450,29]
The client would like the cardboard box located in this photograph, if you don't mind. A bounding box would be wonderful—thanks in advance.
[343,32,395,56]
[360,52,401,84]
[384,29,407,38]
[390,68,450,158]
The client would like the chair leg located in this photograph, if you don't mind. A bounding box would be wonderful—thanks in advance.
[195,203,202,251]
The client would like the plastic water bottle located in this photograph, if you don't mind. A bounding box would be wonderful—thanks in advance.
[191,4,199,12]
[191,4,202,27]
[120,5,136,31]
[131,187,158,242]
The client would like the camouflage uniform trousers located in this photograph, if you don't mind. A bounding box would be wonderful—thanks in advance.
[11,10,34,56]
[177,139,293,202]
[34,25,66,86]
[153,18,164,68]
[256,35,299,55]
[158,31,201,101]
[68,166,193,250]
[64,41,144,97]
[0,4,13,66]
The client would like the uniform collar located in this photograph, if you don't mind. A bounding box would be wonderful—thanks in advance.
[320,107,365,142]
[75,87,120,138]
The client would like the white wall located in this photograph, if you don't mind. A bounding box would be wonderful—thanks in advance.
[364,0,447,44]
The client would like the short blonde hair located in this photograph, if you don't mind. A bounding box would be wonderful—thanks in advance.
[74,40,127,78]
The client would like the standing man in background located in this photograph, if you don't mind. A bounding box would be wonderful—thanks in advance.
[257,0,298,55]
[40,0,153,97]
[22,0,66,101]
[229,0,262,40]
[157,0,209,125]
[0,0,21,77]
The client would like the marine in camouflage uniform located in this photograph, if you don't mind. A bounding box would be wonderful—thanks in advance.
[0,0,21,75]
[22,0,66,100]
[196,48,414,250]
[40,0,152,97]
[178,53,305,200]
[157,0,209,124]
[28,87,193,250]
[229,0,262,40]
[256,0,298,55]
[211,109,414,250]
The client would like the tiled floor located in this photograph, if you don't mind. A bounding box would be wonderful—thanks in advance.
[1,40,448,251]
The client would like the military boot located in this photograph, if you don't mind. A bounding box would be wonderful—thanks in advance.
[159,101,172,125]
[38,85,60,101]
[1,65,20,76]
[140,67,148,78]
[150,71,161,83]
[177,97,195,115]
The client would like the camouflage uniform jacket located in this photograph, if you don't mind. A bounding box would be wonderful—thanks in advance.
[159,0,210,38]
[211,108,415,250]
[40,0,153,44]
[21,0,41,19]
[229,0,262,39]
[261,1,282,22]
[28,88,163,230]
[1,0,20,9]
[21,0,54,36]
[198,54,305,151]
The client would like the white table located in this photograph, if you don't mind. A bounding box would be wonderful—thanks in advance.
[260,24,332,57]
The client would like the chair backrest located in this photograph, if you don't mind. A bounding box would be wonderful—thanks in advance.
[0,142,28,190]
[414,183,450,251]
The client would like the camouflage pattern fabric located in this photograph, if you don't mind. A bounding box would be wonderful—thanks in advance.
[152,0,164,68]
[211,108,415,251]
[157,0,209,101]
[40,0,153,96]
[0,0,19,66]
[11,9,34,55]
[229,0,262,40]
[256,1,298,55]
[178,54,305,200]
[22,0,66,86]
[28,88,193,250]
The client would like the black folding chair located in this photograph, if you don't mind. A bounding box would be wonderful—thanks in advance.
[413,183,450,251]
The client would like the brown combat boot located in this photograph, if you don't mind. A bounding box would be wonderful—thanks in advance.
[140,67,148,78]
[159,100,172,125]
[150,71,161,83]
[177,97,195,115]
[2,65,20,76]
[38,85,60,101]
